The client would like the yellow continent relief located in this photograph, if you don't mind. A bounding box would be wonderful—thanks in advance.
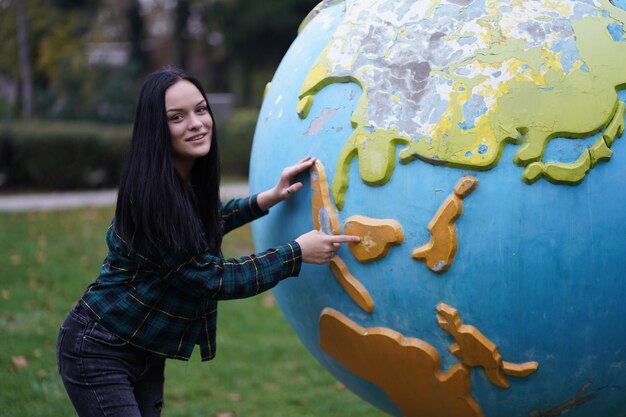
[412,176,478,273]
[319,307,483,417]
[309,162,477,315]
[522,101,625,184]
[297,0,626,209]
[436,303,539,389]
[329,256,375,313]
[309,162,535,413]
[319,304,538,417]
[344,215,404,263]
[310,160,376,313]
[310,160,340,235]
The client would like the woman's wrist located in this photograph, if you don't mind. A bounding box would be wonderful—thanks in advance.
[256,187,282,212]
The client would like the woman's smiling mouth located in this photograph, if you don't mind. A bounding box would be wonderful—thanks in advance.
[186,133,207,142]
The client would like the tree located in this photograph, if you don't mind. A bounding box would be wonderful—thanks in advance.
[127,0,148,73]
[15,0,33,118]
[0,0,102,119]
[173,0,191,68]
[208,0,320,105]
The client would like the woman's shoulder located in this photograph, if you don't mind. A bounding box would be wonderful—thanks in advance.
[106,218,150,255]
[105,219,130,251]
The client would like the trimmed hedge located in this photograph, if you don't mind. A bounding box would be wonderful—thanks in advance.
[0,122,131,190]
[0,108,258,190]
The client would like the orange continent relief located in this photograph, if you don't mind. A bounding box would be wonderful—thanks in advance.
[310,160,340,235]
[343,215,404,263]
[412,176,478,273]
[436,303,539,389]
[319,307,484,417]
[329,256,375,313]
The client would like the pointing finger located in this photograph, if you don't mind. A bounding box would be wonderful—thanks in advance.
[327,234,361,244]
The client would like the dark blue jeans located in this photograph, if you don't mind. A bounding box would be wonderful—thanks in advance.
[56,304,166,417]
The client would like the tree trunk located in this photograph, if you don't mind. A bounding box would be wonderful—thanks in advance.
[173,0,190,69]
[15,0,34,119]
[127,0,147,74]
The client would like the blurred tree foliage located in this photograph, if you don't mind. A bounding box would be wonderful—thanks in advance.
[0,0,321,122]
[208,0,319,103]
[0,0,111,120]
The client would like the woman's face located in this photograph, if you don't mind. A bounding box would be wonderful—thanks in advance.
[165,80,213,174]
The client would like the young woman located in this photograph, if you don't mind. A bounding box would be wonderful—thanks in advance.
[56,66,359,417]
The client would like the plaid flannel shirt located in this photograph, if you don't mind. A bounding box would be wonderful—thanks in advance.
[80,195,302,361]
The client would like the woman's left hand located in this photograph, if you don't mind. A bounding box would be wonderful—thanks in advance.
[257,156,316,211]
[275,156,316,200]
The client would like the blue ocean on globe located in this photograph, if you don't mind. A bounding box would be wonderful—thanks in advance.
[249,1,626,416]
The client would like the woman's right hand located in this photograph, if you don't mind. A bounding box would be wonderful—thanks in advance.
[295,230,361,264]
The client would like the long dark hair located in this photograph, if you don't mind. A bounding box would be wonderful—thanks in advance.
[115,66,222,256]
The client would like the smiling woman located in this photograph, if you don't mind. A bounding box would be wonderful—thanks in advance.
[54,66,360,417]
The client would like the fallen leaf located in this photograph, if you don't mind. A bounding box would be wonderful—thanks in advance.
[262,293,276,309]
[215,412,237,417]
[10,255,21,267]
[11,356,28,369]
[1,289,9,300]
[37,369,47,379]
[227,393,242,402]
[35,250,46,264]
[82,208,99,220]
[27,276,37,289]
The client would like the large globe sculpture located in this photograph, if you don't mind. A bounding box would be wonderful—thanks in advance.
[249,1,626,416]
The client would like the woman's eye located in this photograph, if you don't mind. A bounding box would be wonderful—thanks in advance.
[170,114,183,121]
[197,107,207,113]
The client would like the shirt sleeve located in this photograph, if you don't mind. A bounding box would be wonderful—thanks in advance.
[163,241,302,300]
[221,194,268,235]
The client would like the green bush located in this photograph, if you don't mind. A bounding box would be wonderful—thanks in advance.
[0,109,259,190]
[0,122,131,190]
[218,107,259,178]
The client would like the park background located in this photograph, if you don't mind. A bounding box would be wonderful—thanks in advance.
[0,0,385,415]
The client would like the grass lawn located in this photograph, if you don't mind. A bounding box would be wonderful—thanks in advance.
[0,207,385,417]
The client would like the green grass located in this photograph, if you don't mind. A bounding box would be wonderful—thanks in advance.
[0,207,385,417]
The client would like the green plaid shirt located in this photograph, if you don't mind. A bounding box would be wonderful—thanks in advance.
[80,195,302,361]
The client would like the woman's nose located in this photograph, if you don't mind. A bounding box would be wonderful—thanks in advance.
[188,113,202,129]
